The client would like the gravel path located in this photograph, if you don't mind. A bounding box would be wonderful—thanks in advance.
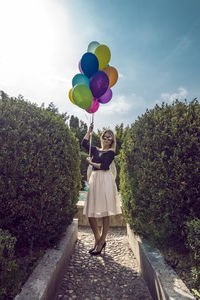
[55,226,152,300]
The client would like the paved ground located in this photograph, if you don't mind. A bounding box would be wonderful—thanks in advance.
[55,226,152,300]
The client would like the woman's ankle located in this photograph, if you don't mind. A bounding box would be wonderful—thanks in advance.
[94,234,100,243]
[97,237,105,246]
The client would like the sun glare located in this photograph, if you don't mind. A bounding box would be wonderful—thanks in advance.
[0,0,76,102]
[1,0,57,71]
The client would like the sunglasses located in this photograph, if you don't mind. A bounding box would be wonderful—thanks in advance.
[102,136,113,141]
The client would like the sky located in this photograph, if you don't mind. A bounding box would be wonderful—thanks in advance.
[0,0,200,130]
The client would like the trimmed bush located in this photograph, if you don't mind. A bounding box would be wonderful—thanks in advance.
[0,94,81,248]
[120,100,200,247]
[185,218,200,289]
[0,228,18,300]
[186,218,200,261]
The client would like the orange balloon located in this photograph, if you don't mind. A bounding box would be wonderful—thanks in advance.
[68,88,75,104]
[103,66,118,88]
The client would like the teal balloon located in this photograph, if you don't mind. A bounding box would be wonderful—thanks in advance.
[72,74,90,88]
[87,41,100,53]
[72,84,93,110]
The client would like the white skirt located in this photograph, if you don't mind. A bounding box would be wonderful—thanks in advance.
[83,170,122,218]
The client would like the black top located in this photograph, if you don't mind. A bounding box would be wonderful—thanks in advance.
[82,139,116,171]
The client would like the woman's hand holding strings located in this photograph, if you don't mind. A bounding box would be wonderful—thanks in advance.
[86,157,92,164]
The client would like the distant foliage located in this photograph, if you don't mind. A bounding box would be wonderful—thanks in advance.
[69,115,87,147]
[120,100,200,247]
[0,93,81,248]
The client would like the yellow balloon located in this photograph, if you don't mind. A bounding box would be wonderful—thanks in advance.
[94,44,111,70]
[103,66,118,88]
[68,88,75,104]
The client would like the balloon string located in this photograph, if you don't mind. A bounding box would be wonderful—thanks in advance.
[89,113,94,157]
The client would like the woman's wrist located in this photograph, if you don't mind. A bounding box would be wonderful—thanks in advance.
[90,161,101,169]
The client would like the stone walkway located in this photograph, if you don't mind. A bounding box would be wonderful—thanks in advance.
[55,226,152,300]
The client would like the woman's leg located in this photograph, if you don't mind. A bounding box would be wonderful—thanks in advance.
[96,216,110,251]
[88,217,101,247]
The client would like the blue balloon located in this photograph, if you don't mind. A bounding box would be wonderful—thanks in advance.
[80,52,99,78]
[72,74,90,87]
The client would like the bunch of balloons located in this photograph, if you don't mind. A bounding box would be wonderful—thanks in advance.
[68,41,118,114]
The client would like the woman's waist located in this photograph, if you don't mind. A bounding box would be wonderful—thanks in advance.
[92,168,109,171]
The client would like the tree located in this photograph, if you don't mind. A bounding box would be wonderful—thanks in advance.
[69,115,79,129]
[69,115,87,146]
[46,102,69,121]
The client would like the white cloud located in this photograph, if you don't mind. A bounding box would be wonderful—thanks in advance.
[96,92,146,117]
[160,87,188,103]
[99,95,133,115]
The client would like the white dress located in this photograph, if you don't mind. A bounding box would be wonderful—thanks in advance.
[83,169,122,218]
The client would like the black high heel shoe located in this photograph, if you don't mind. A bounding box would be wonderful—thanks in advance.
[88,247,95,254]
[90,242,106,256]
[88,240,99,253]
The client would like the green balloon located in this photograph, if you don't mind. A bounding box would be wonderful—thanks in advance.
[72,84,93,110]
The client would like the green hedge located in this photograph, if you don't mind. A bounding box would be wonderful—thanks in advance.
[0,94,81,248]
[185,218,200,289]
[0,228,18,300]
[120,99,200,247]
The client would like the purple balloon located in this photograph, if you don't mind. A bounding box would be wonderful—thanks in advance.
[86,98,99,113]
[89,71,109,98]
[98,88,112,104]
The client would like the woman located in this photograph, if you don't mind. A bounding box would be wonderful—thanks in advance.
[81,122,122,255]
